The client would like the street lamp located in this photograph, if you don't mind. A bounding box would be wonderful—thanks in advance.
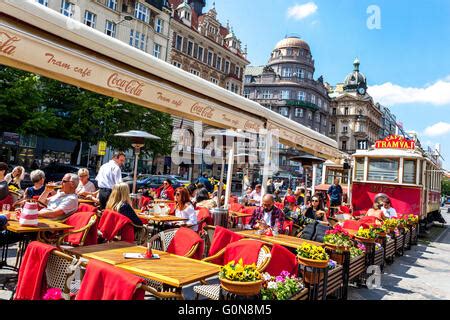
[114,130,161,196]
[116,15,133,25]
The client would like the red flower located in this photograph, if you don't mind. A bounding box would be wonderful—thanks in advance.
[43,288,64,300]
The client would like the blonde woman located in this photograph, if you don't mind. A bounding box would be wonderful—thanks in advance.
[105,182,142,226]
[5,166,25,190]
[76,168,97,196]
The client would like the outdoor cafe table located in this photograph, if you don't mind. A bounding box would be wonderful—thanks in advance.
[78,198,97,205]
[1,212,73,272]
[66,241,220,292]
[136,211,188,236]
[228,211,253,229]
[235,230,324,250]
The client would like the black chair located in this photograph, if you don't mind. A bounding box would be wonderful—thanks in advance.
[299,222,317,240]
[313,223,332,243]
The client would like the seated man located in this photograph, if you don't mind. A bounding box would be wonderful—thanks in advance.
[247,194,285,233]
[37,173,79,220]
[248,184,262,205]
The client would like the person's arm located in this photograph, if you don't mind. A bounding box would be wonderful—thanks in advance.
[38,185,55,206]
[38,208,65,219]
[120,204,143,226]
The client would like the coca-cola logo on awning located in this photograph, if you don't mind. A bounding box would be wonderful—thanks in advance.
[107,73,144,97]
[190,103,214,119]
[0,31,20,56]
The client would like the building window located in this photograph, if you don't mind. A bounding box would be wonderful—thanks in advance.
[295,108,303,118]
[279,107,289,117]
[282,67,292,77]
[355,157,365,181]
[343,126,348,133]
[344,107,349,115]
[155,18,164,33]
[318,99,322,108]
[135,2,150,23]
[298,91,306,101]
[311,95,316,104]
[153,43,161,59]
[216,56,222,70]
[315,113,320,123]
[323,118,327,126]
[403,160,416,184]
[308,72,313,79]
[197,46,204,62]
[207,51,213,66]
[243,89,250,99]
[235,66,241,78]
[330,123,336,134]
[190,69,200,77]
[60,0,74,17]
[342,141,347,151]
[308,112,312,120]
[210,77,219,85]
[175,35,183,51]
[368,158,399,182]
[281,90,290,100]
[225,60,230,73]
[172,61,182,68]
[36,0,48,6]
[296,68,304,78]
[357,140,367,150]
[129,30,147,51]
[105,20,116,38]
[262,90,272,99]
[187,41,194,56]
[185,11,191,21]
[332,108,337,115]
[107,0,117,10]
[84,11,97,28]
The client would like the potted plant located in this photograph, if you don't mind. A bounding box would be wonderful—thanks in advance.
[349,245,365,259]
[383,218,399,234]
[296,243,329,284]
[261,271,304,300]
[371,225,387,238]
[355,227,377,243]
[406,214,419,226]
[219,258,263,296]
[323,225,353,252]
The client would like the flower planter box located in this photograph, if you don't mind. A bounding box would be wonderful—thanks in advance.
[385,238,396,262]
[220,279,263,297]
[374,247,384,267]
[348,254,366,282]
[289,287,310,300]
[403,229,411,250]
[317,265,344,299]
[395,233,405,256]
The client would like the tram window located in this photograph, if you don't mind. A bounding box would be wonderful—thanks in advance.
[403,160,416,184]
[368,158,399,182]
[355,158,364,181]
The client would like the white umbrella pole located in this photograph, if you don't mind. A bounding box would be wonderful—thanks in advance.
[261,131,272,205]
[132,147,140,195]
[224,140,235,209]
[312,163,317,196]
[217,157,225,207]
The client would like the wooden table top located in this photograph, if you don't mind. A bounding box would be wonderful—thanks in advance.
[236,230,324,249]
[78,199,97,204]
[66,241,219,287]
[229,211,253,218]
[6,216,74,234]
[136,214,188,223]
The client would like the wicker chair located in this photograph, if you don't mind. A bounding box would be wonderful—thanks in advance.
[193,240,272,300]
[148,228,199,257]
[45,250,84,299]
[55,214,98,251]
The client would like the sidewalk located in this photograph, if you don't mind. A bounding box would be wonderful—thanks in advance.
[348,207,450,300]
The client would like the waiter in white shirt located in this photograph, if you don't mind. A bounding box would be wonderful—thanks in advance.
[95,151,125,209]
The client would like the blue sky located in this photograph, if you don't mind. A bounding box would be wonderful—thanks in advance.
[210,0,450,170]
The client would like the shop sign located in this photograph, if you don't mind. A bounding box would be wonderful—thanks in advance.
[97,141,107,156]
[375,135,415,150]
[2,132,20,146]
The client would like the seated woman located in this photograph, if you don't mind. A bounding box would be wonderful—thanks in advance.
[174,187,198,231]
[381,198,397,218]
[366,199,385,222]
[302,195,328,224]
[5,166,25,190]
[155,179,175,201]
[195,188,217,210]
[0,163,14,208]
[105,182,143,226]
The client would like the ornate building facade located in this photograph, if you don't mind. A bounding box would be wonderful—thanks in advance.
[328,59,383,154]
[36,0,172,59]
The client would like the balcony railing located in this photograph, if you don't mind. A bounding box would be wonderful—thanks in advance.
[285,100,319,111]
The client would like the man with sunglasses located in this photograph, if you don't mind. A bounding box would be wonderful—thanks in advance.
[37,173,79,220]
[248,194,285,233]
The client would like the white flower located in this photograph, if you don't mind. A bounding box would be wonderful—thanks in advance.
[262,273,272,281]
[267,281,277,290]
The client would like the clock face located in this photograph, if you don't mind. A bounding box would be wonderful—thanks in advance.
[358,87,366,95]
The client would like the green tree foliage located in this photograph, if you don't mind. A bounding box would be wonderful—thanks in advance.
[442,177,450,196]
[0,66,173,157]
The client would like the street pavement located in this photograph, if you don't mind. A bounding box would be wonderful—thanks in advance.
[1,206,449,300]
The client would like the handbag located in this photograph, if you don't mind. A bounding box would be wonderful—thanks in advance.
[20,201,39,227]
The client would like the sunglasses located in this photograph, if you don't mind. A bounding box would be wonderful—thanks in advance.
[175,193,181,196]
[62,180,71,184]
[312,199,319,202]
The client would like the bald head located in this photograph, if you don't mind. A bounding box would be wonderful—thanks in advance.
[262,194,274,211]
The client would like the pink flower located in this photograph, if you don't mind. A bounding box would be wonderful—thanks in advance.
[43,288,63,300]
[280,270,290,278]
[275,276,285,283]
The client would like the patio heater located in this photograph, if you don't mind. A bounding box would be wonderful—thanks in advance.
[114,130,161,199]
[289,153,325,196]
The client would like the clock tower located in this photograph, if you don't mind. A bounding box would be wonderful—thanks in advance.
[343,58,367,94]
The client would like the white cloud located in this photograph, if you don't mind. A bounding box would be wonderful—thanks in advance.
[424,122,450,137]
[368,76,450,106]
[287,2,318,20]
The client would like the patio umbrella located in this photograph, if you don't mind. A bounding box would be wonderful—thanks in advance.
[114,130,161,195]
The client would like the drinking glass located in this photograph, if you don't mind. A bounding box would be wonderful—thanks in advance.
[2,204,10,215]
